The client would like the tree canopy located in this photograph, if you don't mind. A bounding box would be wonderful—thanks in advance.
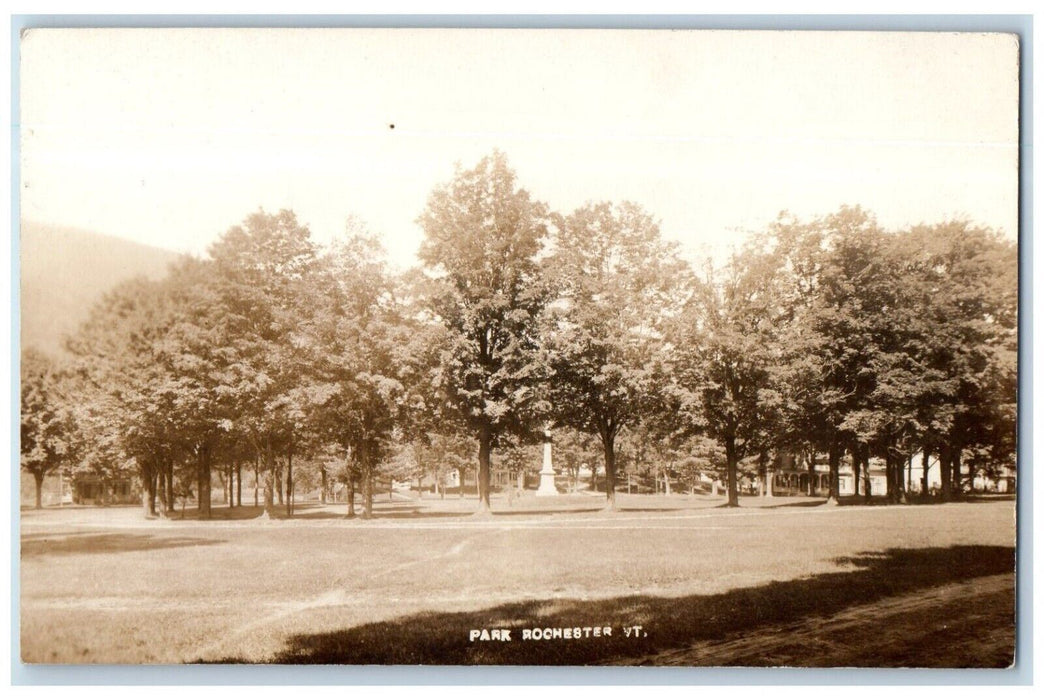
[21,153,1018,519]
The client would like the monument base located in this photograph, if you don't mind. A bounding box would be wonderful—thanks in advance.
[535,469,558,497]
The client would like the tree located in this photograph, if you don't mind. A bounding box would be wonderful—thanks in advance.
[669,241,786,507]
[208,209,320,518]
[764,213,837,497]
[410,431,473,499]
[760,208,1016,505]
[552,428,599,494]
[678,435,726,494]
[417,151,552,513]
[771,207,893,504]
[65,274,186,517]
[21,348,75,508]
[308,229,420,518]
[891,220,1018,500]
[544,201,689,510]
[495,437,541,502]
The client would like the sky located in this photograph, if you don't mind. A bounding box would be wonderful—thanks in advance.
[19,28,1020,269]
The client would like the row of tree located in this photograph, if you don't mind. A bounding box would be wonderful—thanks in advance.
[20,151,1017,516]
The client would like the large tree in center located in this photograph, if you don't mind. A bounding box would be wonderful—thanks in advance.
[669,242,786,507]
[208,209,319,518]
[308,229,423,518]
[417,151,551,513]
[770,207,896,504]
[544,201,689,510]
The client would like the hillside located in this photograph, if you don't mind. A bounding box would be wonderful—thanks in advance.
[20,221,183,356]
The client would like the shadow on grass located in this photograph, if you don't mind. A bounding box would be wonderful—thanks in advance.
[757,498,833,509]
[175,506,269,521]
[310,509,467,521]
[21,532,223,557]
[176,502,469,521]
[758,497,926,508]
[372,510,469,520]
[961,494,1016,503]
[618,507,688,514]
[208,544,1014,666]
[492,508,604,517]
[178,504,364,521]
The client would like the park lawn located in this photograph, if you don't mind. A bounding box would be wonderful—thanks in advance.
[19,495,1016,665]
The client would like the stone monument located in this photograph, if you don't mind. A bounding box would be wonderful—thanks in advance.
[535,427,558,497]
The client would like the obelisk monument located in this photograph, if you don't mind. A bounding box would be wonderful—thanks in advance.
[535,427,558,497]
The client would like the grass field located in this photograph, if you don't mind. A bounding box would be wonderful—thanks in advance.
[19,492,1017,666]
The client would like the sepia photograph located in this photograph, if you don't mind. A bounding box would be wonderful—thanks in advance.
[17,27,1020,668]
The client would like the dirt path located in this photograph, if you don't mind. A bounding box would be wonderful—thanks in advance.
[623,573,1015,668]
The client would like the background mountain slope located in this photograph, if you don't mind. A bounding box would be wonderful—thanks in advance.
[20,221,183,356]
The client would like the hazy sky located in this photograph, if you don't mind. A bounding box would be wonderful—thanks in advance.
[20,28,1019,268]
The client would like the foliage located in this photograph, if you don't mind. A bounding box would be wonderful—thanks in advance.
[668,237,787,506]
[20,347,76,507]
[417,151,552,511]
[33,159,1017,518]
[544,201,689,508]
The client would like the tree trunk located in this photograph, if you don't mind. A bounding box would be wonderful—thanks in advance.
[940,447,953,503]
[951,449,962,501]
[724,434,739,507]
[286,440,294,517]
[197,445,212,520]
[806,453,815,497]
[261,440,275,518]
[146,466,158,517]
[159,464,172,518]
[347,477,356,518]
[825,442,841,505]
[236,462,242,507]
[907,453,913,494]
[602,432,618,511]
[889,453,897,501]
[157,467,167,517]
[262,468,275,516]
[477,426,492,512]
[362,471,374,519]
[33,470,44,509]
[275,463,284,506]
[320,466,328,504]
[756,451,767,497]
[897,452,908,504]
[165,458,175,513]
[921,449,931,500]
[853,452,862,498]
[861,450,871,503]
[253,459,260,508]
